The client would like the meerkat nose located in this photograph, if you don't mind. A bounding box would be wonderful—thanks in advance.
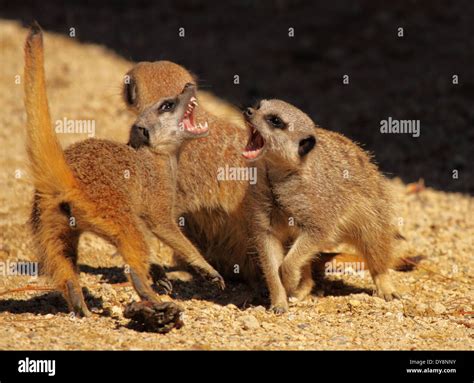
[244,107,254,117]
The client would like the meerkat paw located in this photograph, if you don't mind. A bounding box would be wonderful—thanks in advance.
[70,303,92,318]
[65,280,91,318]
[201,268,225,290]
[209,272,226,290]
[150,264,173,294]
[373,273,400,302]
[375,290,402,302]
[270,297,289,314]
[270,303,289,314]
[288,294,311,304]
[289,280,314,304]
[288,291,311,304]
[156,278,173,295]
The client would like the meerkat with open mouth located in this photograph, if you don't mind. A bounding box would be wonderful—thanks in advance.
[24,25,223,317]
[242,99,400,313]
[122,61,260,283]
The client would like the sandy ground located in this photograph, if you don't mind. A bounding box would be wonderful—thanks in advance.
[0,20,472,350]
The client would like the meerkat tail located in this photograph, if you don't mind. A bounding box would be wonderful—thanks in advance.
[315,249,417,273]
[313,252,367,273]
[24,23,76,196]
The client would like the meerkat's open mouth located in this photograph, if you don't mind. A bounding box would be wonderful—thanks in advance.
[243,124,265,160]
[180,97,207,135]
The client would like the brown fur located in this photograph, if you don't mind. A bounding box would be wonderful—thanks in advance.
[243,99,400,312]
[123,61,261,282]
[24,26,222,317]
[121,61,409,290]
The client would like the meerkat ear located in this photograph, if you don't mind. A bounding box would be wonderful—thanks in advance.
[298,135,316,157]
[123,75,138,107]
[188,71,199,86]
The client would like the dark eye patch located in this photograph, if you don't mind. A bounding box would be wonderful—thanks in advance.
[158,99,177,113]
[265,114,286,129]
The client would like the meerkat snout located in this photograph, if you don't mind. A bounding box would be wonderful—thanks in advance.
[129,124,150,149]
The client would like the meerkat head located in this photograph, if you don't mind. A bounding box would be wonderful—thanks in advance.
[128,83,208,153]
[242,99,316,165]
[123,61,196,113]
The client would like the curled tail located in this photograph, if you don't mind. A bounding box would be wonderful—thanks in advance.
[24,23,76,196]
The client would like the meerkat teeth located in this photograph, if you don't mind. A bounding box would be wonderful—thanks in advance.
[242,148,261,159]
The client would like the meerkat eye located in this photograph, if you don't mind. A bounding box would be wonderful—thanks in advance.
[158,100,176,112]
[265,114,285,129]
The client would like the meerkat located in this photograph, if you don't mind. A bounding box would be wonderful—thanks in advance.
[242,99,401,313]
[121,61,409,290]
[122,61,260,282]
[24,25,224,317]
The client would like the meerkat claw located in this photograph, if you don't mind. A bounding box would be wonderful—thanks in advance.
[211,274,226,290]
[271,305,288,315]
[150,265,173,294]
[393,292,402,300]
[157,279,173,295]
[375,290,401,302]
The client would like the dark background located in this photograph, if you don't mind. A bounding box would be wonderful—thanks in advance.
[1,0,473,193]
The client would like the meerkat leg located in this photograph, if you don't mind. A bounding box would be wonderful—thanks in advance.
[256,233,288,313]
[115,229,160,303]
[349,230,400,301]
[147,221,225,290]
[289,262,314,303]
[280,232,320,298]
[83,210,160,303]
[33,215,90,317]
[82,213,183,328]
